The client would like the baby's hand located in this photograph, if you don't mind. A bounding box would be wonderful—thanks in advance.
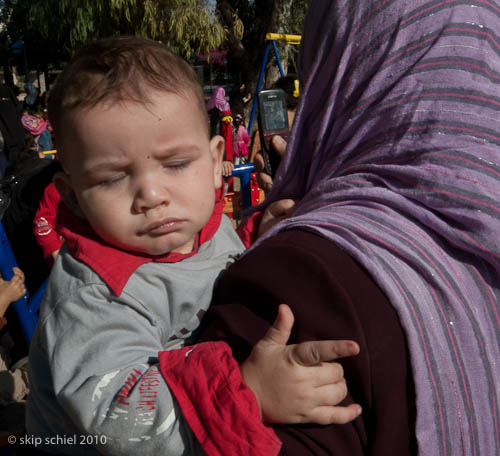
[240,304,362,425]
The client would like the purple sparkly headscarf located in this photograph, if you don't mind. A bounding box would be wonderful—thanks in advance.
[254,1,500,454]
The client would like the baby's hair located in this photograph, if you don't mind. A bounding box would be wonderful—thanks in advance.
[48,35,207,142]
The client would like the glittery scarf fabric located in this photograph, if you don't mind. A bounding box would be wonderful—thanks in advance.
[253,1,500,454]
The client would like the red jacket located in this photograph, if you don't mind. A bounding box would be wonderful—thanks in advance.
[33,182,64,261]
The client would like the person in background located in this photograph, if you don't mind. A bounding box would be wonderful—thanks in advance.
[37,128,53,155]
[23,83,39,110]
[39,105,55,156]
[198,0,500,454]
[206,87,234,177]
[271,74,300,120]
[33,182,63,266]
[0,267,28,435]
[232,113,250,165]
[1,151,61,365]
[21,111,52,156]
[229,82,252,118]
[0,80,57,379]
[0,83,25,176]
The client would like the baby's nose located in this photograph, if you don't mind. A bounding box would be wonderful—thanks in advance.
[133,178,169,213]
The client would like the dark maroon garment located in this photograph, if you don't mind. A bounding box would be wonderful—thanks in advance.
[198,228,416,455]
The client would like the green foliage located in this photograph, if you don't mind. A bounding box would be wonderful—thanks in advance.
[28,0,227,57]
[168,0,227,57]
[0,0,310,94]
[228,0,310,78]
[288,0,311,35]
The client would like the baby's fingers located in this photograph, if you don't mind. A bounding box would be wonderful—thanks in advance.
[310,403,363,426]
[291,339,360,367]
[310,379,349,409]
[313,362,345,386]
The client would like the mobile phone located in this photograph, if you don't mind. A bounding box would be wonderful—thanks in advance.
[257,89,289,177]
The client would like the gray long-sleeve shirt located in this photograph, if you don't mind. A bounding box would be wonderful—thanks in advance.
[26,215,244,455]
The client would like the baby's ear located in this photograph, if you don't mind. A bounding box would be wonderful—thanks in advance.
[53,172,84,218]
[209,135,225,189]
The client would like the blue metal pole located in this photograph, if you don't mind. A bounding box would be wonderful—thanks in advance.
[0,221,36,342]
[272,40,286,77]
[231,163,255,209]
[29,278,48,315]
[0,222,17,279]
[248,42,271,133]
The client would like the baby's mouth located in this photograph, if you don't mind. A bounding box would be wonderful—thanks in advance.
[140,218,185,236]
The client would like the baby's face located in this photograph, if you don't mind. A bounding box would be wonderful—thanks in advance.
[58,91,224,256]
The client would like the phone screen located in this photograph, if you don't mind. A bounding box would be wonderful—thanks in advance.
[263,98,287,131]
[258,89,289,177]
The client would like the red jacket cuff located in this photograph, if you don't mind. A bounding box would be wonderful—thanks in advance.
[236,212,263,248]
[159,342,281,456]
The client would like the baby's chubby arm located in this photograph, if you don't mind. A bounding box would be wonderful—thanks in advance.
[240,304,362,425]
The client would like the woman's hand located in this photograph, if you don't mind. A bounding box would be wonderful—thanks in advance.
[254,135,287,193]
[259,199,296,237]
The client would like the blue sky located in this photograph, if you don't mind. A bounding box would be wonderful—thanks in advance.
[207,0,216,13]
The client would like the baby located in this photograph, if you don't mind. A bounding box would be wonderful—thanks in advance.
[26,36,360,455]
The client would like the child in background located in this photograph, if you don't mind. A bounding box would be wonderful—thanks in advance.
[206,87,234,177]
[233,113,250,165]
[26,36,361,456]
[21,112,52,155]
[33,182,63,266]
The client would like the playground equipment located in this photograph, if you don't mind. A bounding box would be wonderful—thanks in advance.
[247,33,301,133]
[224,163,263,223]
[231,163,256,208]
